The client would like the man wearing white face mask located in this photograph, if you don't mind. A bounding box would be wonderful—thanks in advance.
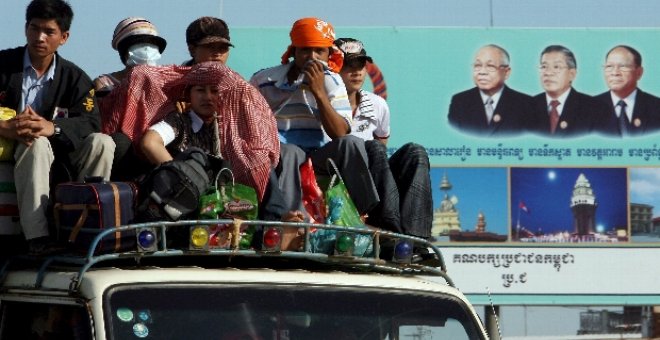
[93,17,167,96]
[93,17,167,180]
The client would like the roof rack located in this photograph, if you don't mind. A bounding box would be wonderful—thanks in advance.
[0,220,453,293]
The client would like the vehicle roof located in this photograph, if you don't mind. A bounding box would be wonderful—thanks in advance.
[0,220,456,298]
[2,266,463,301]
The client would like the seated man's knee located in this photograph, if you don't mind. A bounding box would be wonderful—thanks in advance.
[14,136,52,160]
[85,133,116,156]
[335,134,362,146]
[280,143,306,159]
[402,143,429,161]
[364,140,389,164]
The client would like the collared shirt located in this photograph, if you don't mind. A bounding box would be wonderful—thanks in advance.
[610,89,637,122]
[20,48,56,113]
[545,89,571,117]
[349,89,390,141]
[149,110,217,156]
[479,87,504,112]
[249,63,352,150]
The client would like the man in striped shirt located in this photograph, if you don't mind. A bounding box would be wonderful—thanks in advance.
[250,17,379,220]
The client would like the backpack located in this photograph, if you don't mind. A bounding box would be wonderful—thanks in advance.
[136,148,212,222]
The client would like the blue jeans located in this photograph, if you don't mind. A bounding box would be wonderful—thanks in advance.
[365,141,432,239]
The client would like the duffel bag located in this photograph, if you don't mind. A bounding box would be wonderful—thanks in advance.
[54,178,137,254]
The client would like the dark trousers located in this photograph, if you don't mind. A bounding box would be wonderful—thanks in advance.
[365,141,432,238]
[278,135,380,218]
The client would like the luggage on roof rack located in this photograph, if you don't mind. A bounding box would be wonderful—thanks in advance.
[0,219,452,293]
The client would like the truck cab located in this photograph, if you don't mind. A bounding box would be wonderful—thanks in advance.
[0,220,489,339]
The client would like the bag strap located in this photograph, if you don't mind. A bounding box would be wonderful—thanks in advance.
[212,112,224,159]
[325,158,343,188]
[213,168,235,188]
[66,205,91,243]
[109,183,122,251]
[213,168,235,200]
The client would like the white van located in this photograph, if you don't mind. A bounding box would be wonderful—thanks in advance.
[0,220,489,339]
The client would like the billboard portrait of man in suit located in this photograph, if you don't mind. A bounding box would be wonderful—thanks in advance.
[529,45,608,138]
[448,44,533,137]
[594,45,660,137]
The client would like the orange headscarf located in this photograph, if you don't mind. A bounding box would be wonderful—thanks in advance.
[280,17,344,73]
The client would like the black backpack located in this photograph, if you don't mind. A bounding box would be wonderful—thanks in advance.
[136,148,212,222]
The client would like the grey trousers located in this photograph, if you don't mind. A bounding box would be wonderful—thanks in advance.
[277,135,380,220]
[14,133,115,240]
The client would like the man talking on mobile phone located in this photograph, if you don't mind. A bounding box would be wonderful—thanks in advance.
[250,17,379,221]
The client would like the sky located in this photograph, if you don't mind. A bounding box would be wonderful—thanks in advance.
[1,0,655,337]
[3,0,660,79]
[630,168,660,210]
[510,167,628,235]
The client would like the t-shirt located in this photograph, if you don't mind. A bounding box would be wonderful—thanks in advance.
[349,89,390,141]
[249,63,352,150]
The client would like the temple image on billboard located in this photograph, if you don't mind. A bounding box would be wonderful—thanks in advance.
[571,173,597,236]
[431,173,461,237]
[448,211,508,242]
[514,171,628,243]
[431,172,507,242]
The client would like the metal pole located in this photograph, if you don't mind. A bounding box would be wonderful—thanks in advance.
[485,305,501,340]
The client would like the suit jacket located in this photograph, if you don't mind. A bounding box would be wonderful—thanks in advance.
[0,46,100,151]
[448,85,533,137]
[594,89,660,137]
[529,88,608,138]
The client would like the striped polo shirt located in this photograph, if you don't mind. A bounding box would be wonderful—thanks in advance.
[250,63,352,150]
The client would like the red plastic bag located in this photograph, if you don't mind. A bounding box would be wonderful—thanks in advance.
[300,158,326,223]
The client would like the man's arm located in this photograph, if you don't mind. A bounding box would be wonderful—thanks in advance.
[48,61,101,151]
[303,61,349,139]
[12,105,55,145]
[140,130,173,165]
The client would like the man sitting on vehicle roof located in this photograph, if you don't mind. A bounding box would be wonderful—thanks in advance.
[335,38,433,239]
[249,17,380,221]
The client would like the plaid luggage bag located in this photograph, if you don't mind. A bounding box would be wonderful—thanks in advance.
[54,180,137,254]
[0,162,20,235]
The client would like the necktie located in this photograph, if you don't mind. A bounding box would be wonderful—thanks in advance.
[617,100,630,136]
[485,97,494,124]
[549,100,560,134]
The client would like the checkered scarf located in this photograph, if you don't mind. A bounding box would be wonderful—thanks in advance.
[102,62,279,199]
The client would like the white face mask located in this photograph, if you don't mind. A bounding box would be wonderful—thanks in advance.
[125,43,162,66]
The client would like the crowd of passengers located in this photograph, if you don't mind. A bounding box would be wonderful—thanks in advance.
[0,0,433,256]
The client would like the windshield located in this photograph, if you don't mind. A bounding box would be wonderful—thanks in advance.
[105,283,484,340]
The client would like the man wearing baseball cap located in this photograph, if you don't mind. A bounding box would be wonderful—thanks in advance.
[250,18,379,220]
[336,38,432,239]
[184,16,233,65]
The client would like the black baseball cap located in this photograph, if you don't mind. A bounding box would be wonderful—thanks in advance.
[186,16,234,47]
[334,38,373,63]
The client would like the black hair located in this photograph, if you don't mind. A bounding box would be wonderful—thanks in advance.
[606,45,642,67]
[26,0,74,32]
[540,45,577,69]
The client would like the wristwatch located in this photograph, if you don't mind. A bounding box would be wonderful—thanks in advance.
[53,122,61,136]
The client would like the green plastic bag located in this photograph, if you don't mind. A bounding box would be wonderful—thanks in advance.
[199,168,258,249]
[199,168,258,220]
[310,159,372,256]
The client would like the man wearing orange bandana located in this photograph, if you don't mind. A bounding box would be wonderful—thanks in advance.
[250,17,379,219]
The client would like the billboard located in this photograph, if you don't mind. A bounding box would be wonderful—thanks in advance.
[228,27,660,299]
